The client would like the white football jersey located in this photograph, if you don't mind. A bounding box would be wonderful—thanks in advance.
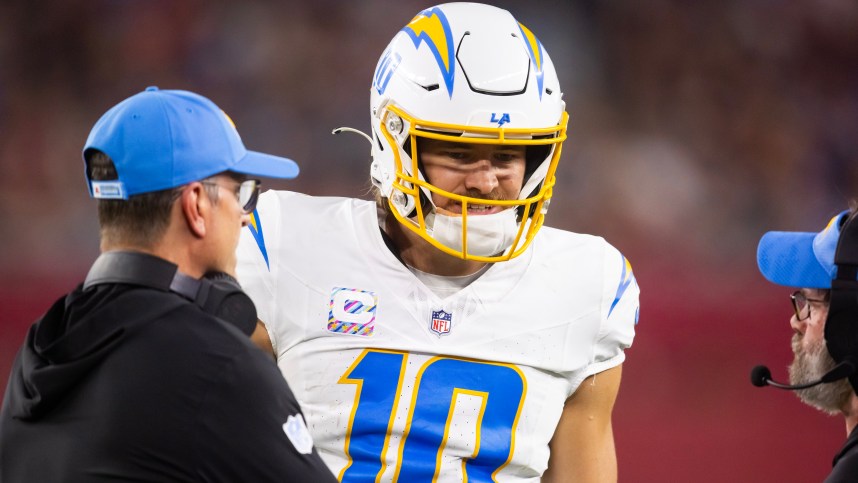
[236,190,639,482]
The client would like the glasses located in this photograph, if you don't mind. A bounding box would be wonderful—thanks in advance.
[790,290,829,321]
[202,178,261,214]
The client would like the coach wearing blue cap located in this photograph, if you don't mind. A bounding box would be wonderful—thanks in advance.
[756,208,858,482]
[0,87,336,482]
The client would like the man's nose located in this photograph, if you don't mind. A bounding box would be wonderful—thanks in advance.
[463,160,499,194]
[790,313,806,334]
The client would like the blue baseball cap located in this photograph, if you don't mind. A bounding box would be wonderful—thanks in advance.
[757,210,850,289]
[83,86,299,199]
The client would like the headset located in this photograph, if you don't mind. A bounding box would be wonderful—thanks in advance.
[83,251,257,336]
[826,211,858,393]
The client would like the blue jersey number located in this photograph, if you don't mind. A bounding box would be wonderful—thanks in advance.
[338,349,526,482]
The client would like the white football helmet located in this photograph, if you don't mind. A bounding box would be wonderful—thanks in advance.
[369,2,568,262]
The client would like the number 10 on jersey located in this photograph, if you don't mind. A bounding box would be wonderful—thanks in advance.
[338,349,526,482]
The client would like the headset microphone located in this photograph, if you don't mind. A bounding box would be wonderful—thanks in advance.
[750,360,856,390]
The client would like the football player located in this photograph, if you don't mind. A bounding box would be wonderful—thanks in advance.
[236,3,639,481]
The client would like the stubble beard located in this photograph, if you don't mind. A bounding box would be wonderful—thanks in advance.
[789,333,853,415]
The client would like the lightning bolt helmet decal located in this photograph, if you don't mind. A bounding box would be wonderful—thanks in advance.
[517,22,545,100]
[402,7,456,98]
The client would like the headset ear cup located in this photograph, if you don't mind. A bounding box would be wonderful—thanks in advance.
[199,273,258,336]
[213,290,257,336]
[827,212,858,393]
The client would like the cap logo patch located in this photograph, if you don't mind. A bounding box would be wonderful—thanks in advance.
[91,180,126,199]
[221,110,238,130]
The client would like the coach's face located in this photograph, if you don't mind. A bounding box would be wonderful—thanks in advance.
[204,174,250,275]
[788,288,853,413]
[789,288,829,355]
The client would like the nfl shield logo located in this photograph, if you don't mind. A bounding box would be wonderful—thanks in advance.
[430,310,452,336]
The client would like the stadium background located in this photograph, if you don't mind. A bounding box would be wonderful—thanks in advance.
[2,1,857,480]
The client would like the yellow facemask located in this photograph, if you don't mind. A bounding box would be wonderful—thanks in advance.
[380,104,568,262]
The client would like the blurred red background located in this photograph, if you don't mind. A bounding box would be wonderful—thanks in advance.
[2,1,857,481]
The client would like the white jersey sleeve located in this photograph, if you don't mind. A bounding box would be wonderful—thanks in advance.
[588,244,639,377]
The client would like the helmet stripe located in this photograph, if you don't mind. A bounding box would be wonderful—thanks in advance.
[402,7,456,98]
[517,23,545,100]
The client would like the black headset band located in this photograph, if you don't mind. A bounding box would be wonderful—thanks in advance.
[827,212,858,393]
[82,251,256,336]
[84,251,201,301]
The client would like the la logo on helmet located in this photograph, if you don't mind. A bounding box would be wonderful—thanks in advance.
[491,112,511,126]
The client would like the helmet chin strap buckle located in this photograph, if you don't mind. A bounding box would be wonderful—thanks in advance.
[332,126,373,145]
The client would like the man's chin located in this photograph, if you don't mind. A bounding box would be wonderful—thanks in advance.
[789,353,853,414]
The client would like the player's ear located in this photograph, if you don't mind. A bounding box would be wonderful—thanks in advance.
[180,182,208,238]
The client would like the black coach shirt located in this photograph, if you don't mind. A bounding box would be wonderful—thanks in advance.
[0,282,336,482]
[827,425,858,483]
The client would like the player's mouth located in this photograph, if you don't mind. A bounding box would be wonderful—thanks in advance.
[438,203,504,216]
[465,203,503,215]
